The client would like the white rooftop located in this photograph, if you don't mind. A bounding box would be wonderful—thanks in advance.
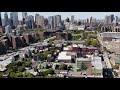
[72,44,78,47]
[64,47,69,51]
[91,57,103,70]
[58,52,71,60]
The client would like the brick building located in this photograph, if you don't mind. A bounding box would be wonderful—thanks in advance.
[23,33,30,45]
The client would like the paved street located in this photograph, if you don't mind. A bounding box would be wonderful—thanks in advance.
[103,52,112,69]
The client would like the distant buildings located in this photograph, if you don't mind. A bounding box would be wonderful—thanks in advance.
[4,12,8,26]
[104,14,114,24]
[0,12,2,26]
[26,15,34,29]
[12,12,18,28]
[48,16,54,30]
[5,25,12,34]
[56,32,72,40]
[22,12,27,20]
[100,32,120,41]
[36,15,45,28]
[71,15,74,24]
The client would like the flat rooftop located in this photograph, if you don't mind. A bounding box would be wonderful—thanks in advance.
[76,58,91,62]
[58,52,71,60]
[91,57,103,70]
[101,32,120,38]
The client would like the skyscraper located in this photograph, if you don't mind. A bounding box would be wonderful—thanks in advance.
[104,15,109,24]
[90,16,93,23]
[65,17,70,22]
[53,15,57,29]
[111,14,114,23]
[105,14,114,24]
[56,15,61,26]
[48,16,54,30]
[12,12,18,28]
[35,13,39,23]
[36,15,45,28]
[71,15,74,24]
[22,12,27,19]
[0,12,2,26]
[10,12,13,27]
[22,12,27,24]
[4,12,8,26]
[86,18,89,23]
[116,16,118,23]
[26,15,34,29]
[44,18,48,26]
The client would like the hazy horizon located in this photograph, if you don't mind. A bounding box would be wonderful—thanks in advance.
[1,12,120,20]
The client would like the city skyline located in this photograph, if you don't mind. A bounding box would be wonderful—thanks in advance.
[1,12,120,20]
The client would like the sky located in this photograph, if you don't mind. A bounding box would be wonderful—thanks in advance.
[1,12,120,20]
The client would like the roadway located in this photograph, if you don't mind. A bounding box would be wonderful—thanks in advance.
[97,33,114,78]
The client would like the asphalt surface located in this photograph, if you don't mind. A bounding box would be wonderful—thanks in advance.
[103,68,114,78]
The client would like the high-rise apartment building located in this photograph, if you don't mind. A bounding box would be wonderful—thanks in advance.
[111,14,114,23]
[22,12,27,19]
[56,15,61,26]
[0,12,2,26]
[26,15,34,29]
[86,18,89,23]
[71,15,74,24]
[105,14,114,24]
[90,16,93,23]
[35,13,39,23]
[104,15,109,24]
[12,12,18,28]
[36,15,45,28]
[53,15,57,29]
[4,12,8,26]
[48,16,54,30]
[65,17,70,22]
[22,12,27,24]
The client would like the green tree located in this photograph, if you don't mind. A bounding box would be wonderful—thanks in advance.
[18,67,25,72]
[9,72,16,78]
[88,34,97,39]
[59,64,68,70]
[113,64,119,69]
[81,63,87,71]
[85,39,91,46]
[0,73,3,78]
[81,32,87,40]
[90,39,99,47]
[45,69,54,75]
[7,66,17,73]
[114,71,118,77]
[15,72,23,78]
[23,73,34,78]
[24,61,32,67]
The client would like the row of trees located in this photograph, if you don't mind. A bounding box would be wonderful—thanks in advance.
[84,39,100,47]
[55,64,73,71]
[5,61,32,75]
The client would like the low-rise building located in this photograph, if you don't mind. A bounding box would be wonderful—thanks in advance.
[57,51,76,63]
[100,32,120,41]
[91,56,103,76]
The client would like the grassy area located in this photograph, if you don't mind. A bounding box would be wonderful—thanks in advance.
[72,34,82,37]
